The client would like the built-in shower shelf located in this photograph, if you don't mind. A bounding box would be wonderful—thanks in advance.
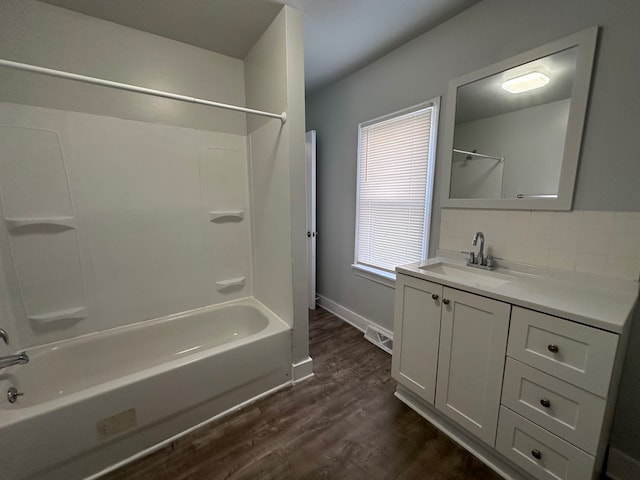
[209,211,244,222]
[27,306,87,323]
[5,216,77,232]
[216,276,246,290]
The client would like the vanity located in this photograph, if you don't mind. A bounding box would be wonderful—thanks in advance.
[390,23,639,480]
[391,254,638,480]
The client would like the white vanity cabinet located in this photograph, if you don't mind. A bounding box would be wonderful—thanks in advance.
[392,274,510,446]
[391,274,442,404]
[392,261,637,480]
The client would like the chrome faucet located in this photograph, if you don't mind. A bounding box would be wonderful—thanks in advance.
[466,232,495,270]
[0,352,29,369]
[472,232,485,266]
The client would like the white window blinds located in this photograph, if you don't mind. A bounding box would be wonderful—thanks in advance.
[355,102,438,274]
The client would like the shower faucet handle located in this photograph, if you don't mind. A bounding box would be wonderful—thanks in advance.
[0,328,8,345]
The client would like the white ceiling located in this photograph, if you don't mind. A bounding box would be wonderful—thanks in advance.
[39,0,480,93]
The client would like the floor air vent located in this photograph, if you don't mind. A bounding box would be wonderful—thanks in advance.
[364,325,393,354]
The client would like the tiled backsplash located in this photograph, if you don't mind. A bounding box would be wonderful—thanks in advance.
[439,209,640,281]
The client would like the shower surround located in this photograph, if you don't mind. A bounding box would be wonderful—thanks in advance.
[0,1,310,478]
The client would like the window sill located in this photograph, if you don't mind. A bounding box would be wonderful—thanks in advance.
[352,264,396,288]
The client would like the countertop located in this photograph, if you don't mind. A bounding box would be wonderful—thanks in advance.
[396,253,639,334]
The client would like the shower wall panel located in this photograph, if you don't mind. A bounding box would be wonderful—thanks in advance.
[0,102,252,349]
[0,126,87,327]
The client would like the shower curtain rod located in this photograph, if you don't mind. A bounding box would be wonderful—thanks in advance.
[453,148,503,162]
[0,58,287,123]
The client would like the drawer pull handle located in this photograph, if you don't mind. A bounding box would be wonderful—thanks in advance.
[540,398,551,408]
[547,344,559,353]
[442,299,450,305]
[531,449,542,460]
[432,294,439,300]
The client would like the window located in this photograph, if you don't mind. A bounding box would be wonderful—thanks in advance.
[354,99,439,283]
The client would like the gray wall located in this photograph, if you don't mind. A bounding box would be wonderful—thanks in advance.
[306,0,640,462]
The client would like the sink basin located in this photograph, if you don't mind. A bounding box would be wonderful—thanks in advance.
[417,262,514,288]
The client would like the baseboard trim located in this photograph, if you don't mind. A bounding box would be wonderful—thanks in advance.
[606,447,640,480]
[316,294,393,339]
[291,356,314,384]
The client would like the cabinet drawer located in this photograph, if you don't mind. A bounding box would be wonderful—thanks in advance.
[502,358,606,454]
[507,307,618,396]
[496,407,594,480]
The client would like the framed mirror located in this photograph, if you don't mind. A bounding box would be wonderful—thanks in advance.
[441,26,598,210]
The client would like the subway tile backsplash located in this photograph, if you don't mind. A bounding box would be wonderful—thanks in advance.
[439,209,640,281]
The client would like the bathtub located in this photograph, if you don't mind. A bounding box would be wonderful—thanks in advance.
[0,297,292,480]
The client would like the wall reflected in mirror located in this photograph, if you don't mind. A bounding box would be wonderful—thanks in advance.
[450,47,577,200]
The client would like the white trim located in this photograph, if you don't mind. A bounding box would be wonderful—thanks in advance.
[606,447,640,480]
[352,263,395,288]
[291,356,314,384]
[85,381,291,480]
[354,97,440,273]
[441,26,598,211]
[359,100,436,128]
[422,96,439,261]
[317,294,393,339]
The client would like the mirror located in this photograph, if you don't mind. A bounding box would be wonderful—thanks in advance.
[442,26,598,210]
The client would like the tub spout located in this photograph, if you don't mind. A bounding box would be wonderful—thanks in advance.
[0,351,29,369]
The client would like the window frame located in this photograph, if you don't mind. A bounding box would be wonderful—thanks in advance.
[352,98,440,287]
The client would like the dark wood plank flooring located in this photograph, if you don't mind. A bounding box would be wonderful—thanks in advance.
[102,308,503,480]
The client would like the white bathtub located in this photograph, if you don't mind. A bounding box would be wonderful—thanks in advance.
[0,297,292,480]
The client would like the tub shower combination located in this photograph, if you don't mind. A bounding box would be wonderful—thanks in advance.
[0,53,303,479]
[0,299,292,479]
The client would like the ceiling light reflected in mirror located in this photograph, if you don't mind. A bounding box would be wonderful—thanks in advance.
[501,72,550,94]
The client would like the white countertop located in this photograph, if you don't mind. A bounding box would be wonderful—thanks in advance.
[396,254,639,334]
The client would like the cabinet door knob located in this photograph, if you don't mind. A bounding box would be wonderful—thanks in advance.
[432,294,439,300]
[442,299,450,305]
[540,398,551,408]
[547,344,559,353]
[531,449,542,460]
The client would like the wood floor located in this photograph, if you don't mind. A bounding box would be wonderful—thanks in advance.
[103,308,504,480]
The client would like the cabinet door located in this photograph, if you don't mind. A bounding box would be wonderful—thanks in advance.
[391,274,443,404]
[435,287,510,446]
